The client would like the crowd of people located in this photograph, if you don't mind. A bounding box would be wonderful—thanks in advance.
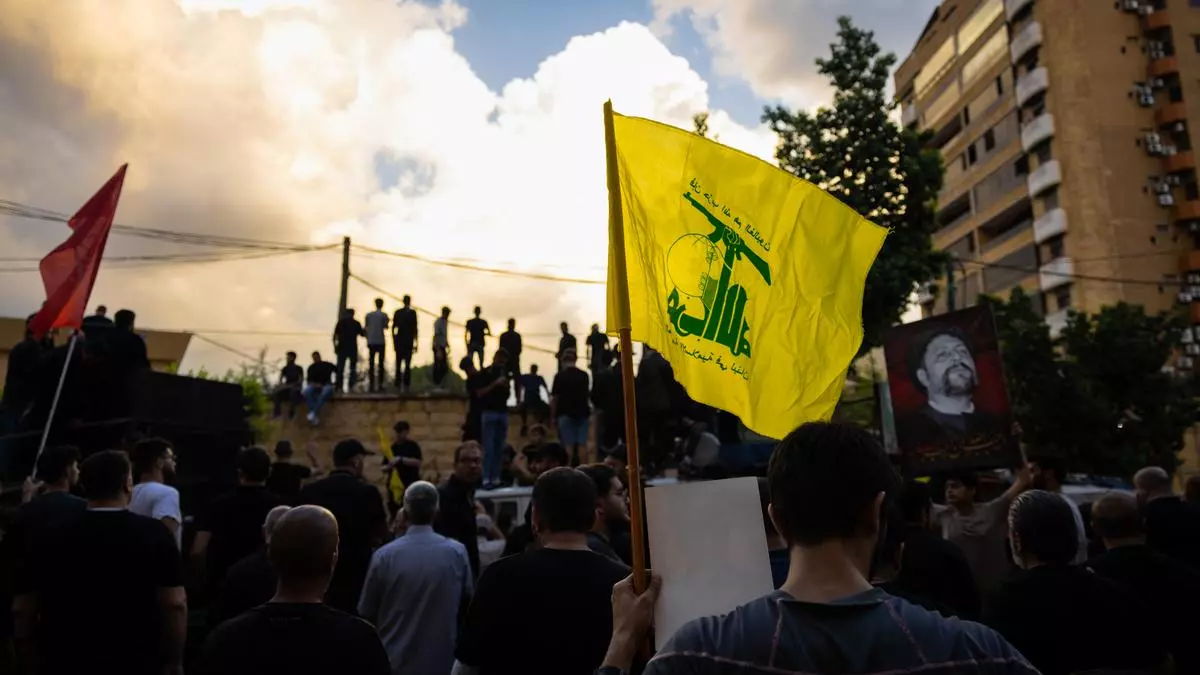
[0,416,1197,674]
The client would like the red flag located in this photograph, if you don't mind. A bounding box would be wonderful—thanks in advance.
[29,164,128,339]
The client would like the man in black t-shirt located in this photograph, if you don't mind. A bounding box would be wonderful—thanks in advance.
[297,439,388,613]
[556,321,577,371]
[211,504,290,627]
[552,350,591,466]
[477,349,511,489]
[14,450,186,675]
[267,440,322,505]
[272,351,305,419]
[391,295,418,392]
[499,318,522,390]
[585,323,610,374]
[303,352,337,425]
[388,420,423,489]
[3,446,86,587]
[197,506,390,675]
[333,308,364,393]
[455,467,628,675]
[191,447,285,600]
[464,306,491,370]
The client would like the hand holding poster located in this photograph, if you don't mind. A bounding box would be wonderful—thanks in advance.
[882,306,1017,475]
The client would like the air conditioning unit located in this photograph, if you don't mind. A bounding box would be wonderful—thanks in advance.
[1189,273,1200,284]
[1159,193,1175,206]
[1151,78,1166,89]
[1183,328,1195,344]
[1142,5,1156,16]
[1123,0,1140,10]
[1180,291,1194,303]
[1166,145,1179,156]
[1151,49,1167,60]
[1147,132,1162,145]
[1191,221,1200,234]
[1188,344,1200,356]
[1140,94,1156,107]
[1156,182,1172,194]
[1175,122,1187,133]
[1180,356,1195,369]
[1148,141,1164,155]
[1169,175,1183,186]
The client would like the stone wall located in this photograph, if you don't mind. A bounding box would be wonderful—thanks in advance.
[261,394,536,489]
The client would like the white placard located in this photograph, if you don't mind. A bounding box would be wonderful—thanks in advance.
[645,477,774,649]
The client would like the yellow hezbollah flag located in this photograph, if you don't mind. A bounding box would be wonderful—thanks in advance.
[376,427,405,505]
[604,103,887,440]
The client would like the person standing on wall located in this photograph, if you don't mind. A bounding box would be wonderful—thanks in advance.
[392,295,418,393]
[555,322,576,372]
[432,307,451,390]
[499,318,522,396]
[477,350,511,489]
[364,298,389,393]
[551,350,591,467]
[465,306,491,371]
[333,308,365,393]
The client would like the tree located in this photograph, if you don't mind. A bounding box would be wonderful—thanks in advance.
[693,112,709,138]
[763,17,948,355]
[984,287,1198,476]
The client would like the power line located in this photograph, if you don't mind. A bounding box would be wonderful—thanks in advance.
[0,247,335,274]
[349,273,560,356]
[352,245,605,285]
[955,257,1180,287]
[190,333,276,365]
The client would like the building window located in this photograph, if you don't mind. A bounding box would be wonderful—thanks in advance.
[1042,188,1060,211]
[1052,285,1071,311]
[996,75,1005,95]
[984,129,996,151]
[1016,155,1030,176]
[964,106,971,126]
[1047,235,1065,259]
[968,145,978,165]
[1035,143,1052,163]
[1188,182,1200,201]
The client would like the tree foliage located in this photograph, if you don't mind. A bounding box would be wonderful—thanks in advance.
[984,287,1198,476]
[762,17,947,355]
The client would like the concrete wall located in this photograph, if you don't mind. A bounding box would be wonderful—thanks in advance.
[260,394,552,489]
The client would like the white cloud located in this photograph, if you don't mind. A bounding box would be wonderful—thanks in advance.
[650,0,942,109]
[0,0,775,375]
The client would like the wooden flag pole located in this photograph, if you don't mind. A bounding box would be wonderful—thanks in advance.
[604,100,647,593]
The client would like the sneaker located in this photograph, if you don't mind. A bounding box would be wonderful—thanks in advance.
[307,411,317,424]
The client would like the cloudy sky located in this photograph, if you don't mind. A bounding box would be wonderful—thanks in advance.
[0,0,938,376]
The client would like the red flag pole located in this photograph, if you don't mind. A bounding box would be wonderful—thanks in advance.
[32,333,79,470]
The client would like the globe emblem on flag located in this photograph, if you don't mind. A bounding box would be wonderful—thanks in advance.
[666,233,731,308]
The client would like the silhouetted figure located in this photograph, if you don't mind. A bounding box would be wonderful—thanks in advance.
[364,298,389,393]
[272,351,304,419]
[465,306,490,370]
[392,295,418,392]
[333,308,364,393]
[555,322,576,372]
[432,307,451,389]
[585,323,610,373]
[499,318,522,393]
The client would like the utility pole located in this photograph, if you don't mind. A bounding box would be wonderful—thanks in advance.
[945,259,957,313]
[338,236,351,323]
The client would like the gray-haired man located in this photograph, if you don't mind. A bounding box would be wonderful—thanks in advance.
[359,482,473,675]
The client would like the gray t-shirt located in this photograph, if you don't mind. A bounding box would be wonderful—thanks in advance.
[364,310,389,346]
[937,495,1016,595]
[647,588,1035,674]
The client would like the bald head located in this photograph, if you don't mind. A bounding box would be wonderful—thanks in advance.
[1091,493,1143,545]
[268,505,339,585]
[403,481,439,525]
[1134,466,1173,501]
[262,505,291,544]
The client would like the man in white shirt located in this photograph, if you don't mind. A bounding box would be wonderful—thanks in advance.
[129,437,183,550]
[432,307,451,389]
[364,298,390,393]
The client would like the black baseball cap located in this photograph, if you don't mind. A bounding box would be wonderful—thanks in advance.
[332,439,375,464]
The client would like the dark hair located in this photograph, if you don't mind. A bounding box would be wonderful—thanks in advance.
[394,420,410,434]
[114,309,136,329]
[898,480,932,525]
[944,470,979,490]
[1008,490,1078,565]
[238,446,272,482]
[80,450,131,501]
[131,438,172,477]
[494,347,509,361]
[767,422,897,546]
[375,297,384,308]
[1031,455,1067,485]
[757,477,778,538]
[402,294,411,304]
[507,318,515,327]
[441,306,450,315]
[311,351,321,360]
[286,351,297,360]
[579,464,618,498]
[533,467,597,534]
[530,363,539,373]
[1091,493,1143,540]
[454,442,481,463]
[37,445,80,484]
[474,305,481,314]
[906,326,972,394]
[459,356,474,372]
[538,442,569,468]
[275,440,294,458]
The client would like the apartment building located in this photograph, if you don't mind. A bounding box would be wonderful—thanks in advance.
[894,0,1200,343]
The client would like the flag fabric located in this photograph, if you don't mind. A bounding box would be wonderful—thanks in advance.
[29,164,128,339]
[605,109,887,440]
[377,426,405,505]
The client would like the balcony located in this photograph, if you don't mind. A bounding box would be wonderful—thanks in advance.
[901,104,918,128]
[1016,67,1049,107]
[1149,55,1179,79]
[1010,21,1043,64]
[1021,113,1055,152]
[1045,308,1069,339]
[1027,159,1062,197]
[1039,256,1073,291]
[1164,150,1196,174]
[1143,8,1171,32]
[1156,102,1187,127]
[1006,0,1034,21]
[1033,208,1067,244]
[1175,200,1200,225]
[1184,249,1200,273]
